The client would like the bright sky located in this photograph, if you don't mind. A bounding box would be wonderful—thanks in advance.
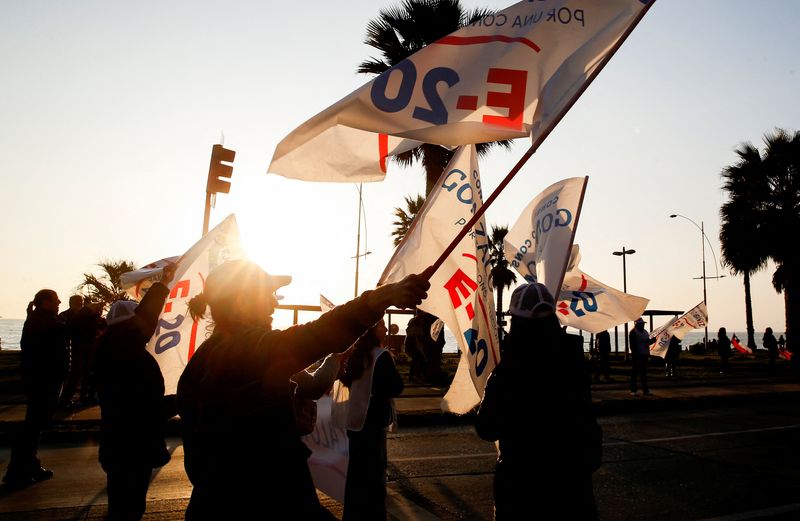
[1,1,797,334]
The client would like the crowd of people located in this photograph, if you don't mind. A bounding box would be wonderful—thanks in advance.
[2,258,791,520]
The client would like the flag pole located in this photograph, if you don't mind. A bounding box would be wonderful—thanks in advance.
[425,0,656,279]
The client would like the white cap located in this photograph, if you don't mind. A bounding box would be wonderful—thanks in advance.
[508,282,556,319]
[106,300,138,326]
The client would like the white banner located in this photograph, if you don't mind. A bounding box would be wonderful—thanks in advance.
[505,177,587,298]
[269,0,654,182]
[381,145,499,414]
[119,215,245,393]
[557,265,649,334]
[650,302,708,358]
[303,392,349,502]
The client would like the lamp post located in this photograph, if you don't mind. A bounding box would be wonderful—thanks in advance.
[669,214,725,348]
[613,247,636,356]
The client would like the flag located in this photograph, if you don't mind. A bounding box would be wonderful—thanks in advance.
[320,294,336,313]
[557,264,649,334]
[381,145,499,413]
[650,302,708,358]
[269,0,654,182]
[119,215,245,393]
[731,336,752,355]
[504,177,587,298]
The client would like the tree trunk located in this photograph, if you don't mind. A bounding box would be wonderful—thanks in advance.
[785,269,799,368]
[743,271,756,349]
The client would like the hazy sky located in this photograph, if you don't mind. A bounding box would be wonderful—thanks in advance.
[1,0,797,334]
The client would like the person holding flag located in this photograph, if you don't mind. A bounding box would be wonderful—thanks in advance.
[176,260,429,521]
[93,262,178,521]
[476,282,600,520]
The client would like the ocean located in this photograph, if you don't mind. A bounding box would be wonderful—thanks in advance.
[0,317,783,353]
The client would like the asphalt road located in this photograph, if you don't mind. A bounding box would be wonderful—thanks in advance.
[2,401,799,520]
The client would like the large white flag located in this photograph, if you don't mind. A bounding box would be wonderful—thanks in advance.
[381,145,499,413]
[270,0,654,182]
[119,215,245,393]
[504,177,587,297]
[556,246,649,334]
[650,302,708,358]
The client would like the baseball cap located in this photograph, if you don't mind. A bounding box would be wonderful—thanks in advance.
[106,300,138,326]
[508,282,556,319]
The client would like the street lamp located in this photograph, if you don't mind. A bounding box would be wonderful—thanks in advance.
[613,247,636,356]
[669,214,725,348]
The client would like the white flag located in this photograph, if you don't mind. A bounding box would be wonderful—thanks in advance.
[381,145,499,414]
[557,263,649,334]
[269,0,654,182]
[505,177,587,298]
[650,302,708,358]
[120,215,245,393]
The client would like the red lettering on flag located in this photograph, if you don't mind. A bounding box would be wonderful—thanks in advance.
[444,269,478,309]
[378,133,388,173]
[483,68,527,130]
[164,279,190,313]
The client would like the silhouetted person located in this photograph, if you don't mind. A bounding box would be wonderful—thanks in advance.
[476,282,601,520]
[717,327,731,375]
[763,327,778,372]
[778,335,786,351]
[340,321,403,521]
[93,264,177,521]
[594,330,612,382]
[176,260,429,520]
[629,318,655,396]
[3,290,68,488]
[665,335,681,377]
[404,311,429,382]
[58,295,83,407]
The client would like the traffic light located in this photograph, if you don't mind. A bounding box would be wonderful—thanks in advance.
[206,144,235,194]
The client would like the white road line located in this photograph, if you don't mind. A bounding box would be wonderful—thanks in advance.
[603,423,800,447]
[697,502,800,521]
[389,424,800,462]
[392,452,497,462]
[387,489,443,521]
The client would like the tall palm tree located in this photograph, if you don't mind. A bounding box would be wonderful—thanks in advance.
[488,225,516,341]
[762,128,800,356]
[391,194,426,246]
[720,143,769,349]
[358,0,511,195]
[78,259,136,312]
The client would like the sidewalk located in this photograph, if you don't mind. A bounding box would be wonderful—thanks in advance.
[2,376,799,439]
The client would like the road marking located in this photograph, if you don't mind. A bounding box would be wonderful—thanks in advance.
[390,424,800,462]
[603,423,800,447]
[392,452,497,462]
[696,502,800,521]
[387,489,443,520]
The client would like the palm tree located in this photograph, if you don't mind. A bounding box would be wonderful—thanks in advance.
[391,193,426,246]
[358,0,511,195]
[78,259,137,312]
[488,225,516,341]
[720,143,769,349]
[762,129,800,356]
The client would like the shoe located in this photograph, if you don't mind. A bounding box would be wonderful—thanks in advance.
[31,467,53,482]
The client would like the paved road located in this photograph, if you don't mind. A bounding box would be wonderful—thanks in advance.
[2,401,799,520]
